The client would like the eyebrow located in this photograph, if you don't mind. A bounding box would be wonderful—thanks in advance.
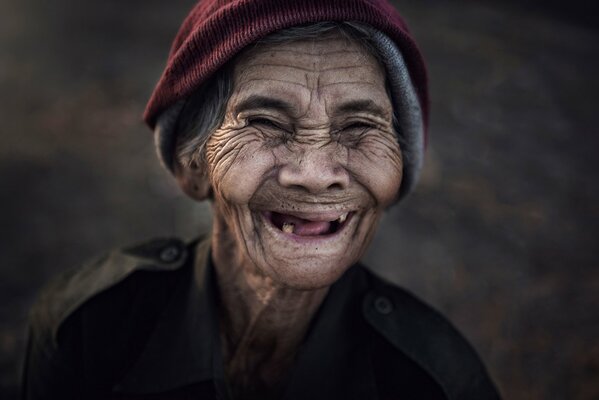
[234,95,389,119]
[336,99,389,119]
[234,95,295,115]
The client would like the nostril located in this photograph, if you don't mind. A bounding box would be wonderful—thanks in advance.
[286,184,308,192]
[327,182,345,191]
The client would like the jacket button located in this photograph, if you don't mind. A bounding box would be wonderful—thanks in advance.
[374,296,393,315]
[159,245,180,263]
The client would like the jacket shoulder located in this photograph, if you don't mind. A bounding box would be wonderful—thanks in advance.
[29,237,191,345]
[361,268,501,400]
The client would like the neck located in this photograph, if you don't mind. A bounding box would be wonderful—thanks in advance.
[210,213,329,396]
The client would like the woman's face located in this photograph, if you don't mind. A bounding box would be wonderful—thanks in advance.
[197,33,403,289]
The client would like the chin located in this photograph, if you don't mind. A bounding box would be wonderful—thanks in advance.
[263,255,358,290]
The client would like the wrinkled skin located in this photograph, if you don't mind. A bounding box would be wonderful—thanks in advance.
[176,32,402,398]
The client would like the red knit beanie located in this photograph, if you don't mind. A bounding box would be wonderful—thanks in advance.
[144,0,429,197]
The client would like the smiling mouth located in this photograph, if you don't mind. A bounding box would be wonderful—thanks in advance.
[265,211,352,237]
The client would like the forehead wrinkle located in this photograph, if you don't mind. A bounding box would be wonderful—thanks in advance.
[251,48,363,56]
[307,72,320,106]
[243,62,319,73]
[320,65,371,72]
[319,81,380,89]
[239,41,377,77]
[319,64,383,85]
[232,83,311,119]
[236,78,310,90]
[333,99,391,120]
[240,48,363,73]
[322,83,390,120]
[233,94,296,116]
[243,56,366,73]
[257,63,366,75]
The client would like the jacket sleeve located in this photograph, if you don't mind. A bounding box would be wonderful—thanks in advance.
[21,313,82,400]
[363,272,502,400]
[21,237,191,399]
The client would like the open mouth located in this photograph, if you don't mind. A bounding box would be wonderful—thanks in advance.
[265,211,353,237]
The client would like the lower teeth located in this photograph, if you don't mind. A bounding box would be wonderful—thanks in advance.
[282,222,295,234]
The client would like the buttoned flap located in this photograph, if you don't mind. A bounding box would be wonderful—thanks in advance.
[30,237,190,346]
[362,282,500,400]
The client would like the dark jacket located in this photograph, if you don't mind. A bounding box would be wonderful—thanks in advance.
[22,236,500,399]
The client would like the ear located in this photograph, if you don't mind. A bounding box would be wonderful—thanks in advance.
[173,159,212,201]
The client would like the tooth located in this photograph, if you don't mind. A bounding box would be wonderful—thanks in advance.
[338,213,348,223]
[282,222,294,234]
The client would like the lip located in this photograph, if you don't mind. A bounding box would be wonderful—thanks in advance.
[259,209,355,244]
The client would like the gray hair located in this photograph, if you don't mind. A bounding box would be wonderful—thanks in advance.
[174,21,408,170]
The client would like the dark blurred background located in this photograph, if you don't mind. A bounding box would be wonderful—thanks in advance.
[1,0,598,398]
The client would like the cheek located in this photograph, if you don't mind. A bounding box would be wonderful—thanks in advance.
[349,133,403,206]
[205,128,274,204]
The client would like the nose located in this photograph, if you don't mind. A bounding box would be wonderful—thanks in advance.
[277,146,350,194]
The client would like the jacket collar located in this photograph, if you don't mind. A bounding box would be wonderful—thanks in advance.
[283,264,378,400]
[116,236,378,399]
[116,237,223,394]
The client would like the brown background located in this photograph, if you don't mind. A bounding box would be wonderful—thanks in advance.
[1,0,598,398]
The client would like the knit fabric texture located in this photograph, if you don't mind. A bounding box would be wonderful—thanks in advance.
[145,0,429,198]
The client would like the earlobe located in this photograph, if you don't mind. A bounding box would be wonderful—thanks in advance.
[174,160,212,201]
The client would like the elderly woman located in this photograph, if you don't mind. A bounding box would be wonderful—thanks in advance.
[23,1,500,399]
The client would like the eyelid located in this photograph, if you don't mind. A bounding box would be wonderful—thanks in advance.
[248,116,291,132]
[341,120,377,130]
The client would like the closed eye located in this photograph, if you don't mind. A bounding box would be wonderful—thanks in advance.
[250,117,284,130]
[342,122,375,131]
[248,117,293,144]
